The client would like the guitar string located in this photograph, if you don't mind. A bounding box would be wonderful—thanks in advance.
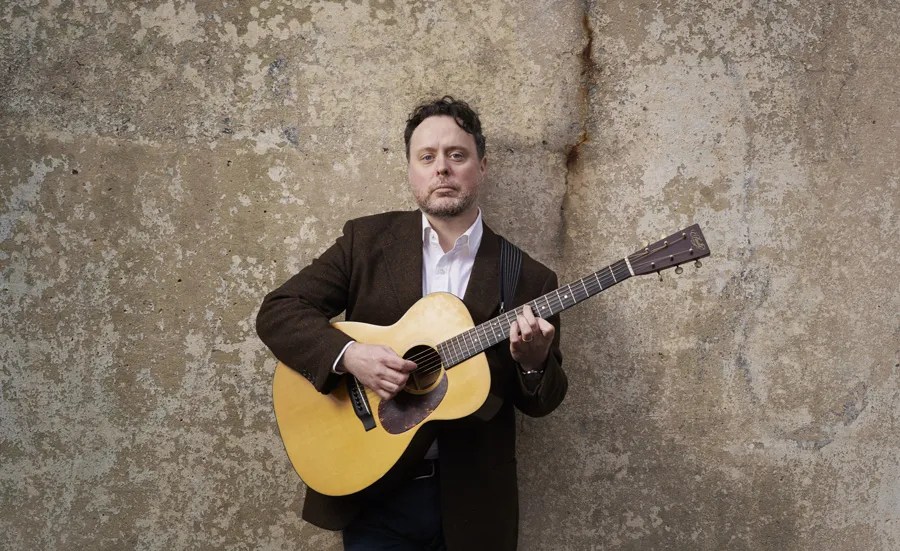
[354,239,704,395]
[394,238,700,376]
[403,251,691,375]
[405,245,701,377]
[408,268,624,376]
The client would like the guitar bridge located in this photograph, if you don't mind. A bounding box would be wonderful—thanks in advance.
[347,376,376,431]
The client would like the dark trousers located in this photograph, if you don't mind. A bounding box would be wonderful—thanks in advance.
[342,462,445,551]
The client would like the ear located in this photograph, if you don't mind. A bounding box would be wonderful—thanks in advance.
[479,156,487,178]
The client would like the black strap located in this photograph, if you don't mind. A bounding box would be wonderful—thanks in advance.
[499,236,523,314]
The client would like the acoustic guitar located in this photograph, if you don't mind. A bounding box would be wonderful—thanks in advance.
[272,224,710,496]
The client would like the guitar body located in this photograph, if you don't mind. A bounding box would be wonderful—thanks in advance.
[272,292,491,497]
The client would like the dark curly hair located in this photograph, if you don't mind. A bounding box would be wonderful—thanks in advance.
[404,96,486,160]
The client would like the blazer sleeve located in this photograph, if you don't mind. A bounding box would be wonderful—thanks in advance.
[255,220,356,394]
[511,270,567,417]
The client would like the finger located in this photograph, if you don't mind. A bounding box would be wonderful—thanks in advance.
[522,304,537,327]
[526,308,543,337]
[509,319,521,343]
[380,367,406,386]
[376,345,410,364]
[401,359,417,372]
[381,380,400,395]
[537,318,555,338]
[374,387,392,401]
[384,356,417,373]
[517,314,533,341]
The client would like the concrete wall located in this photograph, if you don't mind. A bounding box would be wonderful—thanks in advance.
[1,1,897,549]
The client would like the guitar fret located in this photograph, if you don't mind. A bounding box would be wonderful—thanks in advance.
[465,331,474,355]
[443,339,454,366]
[617,260,630,281]
[427,225,712,372]
[594,271,604,291]
[474,327,483,348]
[471,325,481,349]
[440,259,637,368]
[460,330,472,357]
[493,318,505,341]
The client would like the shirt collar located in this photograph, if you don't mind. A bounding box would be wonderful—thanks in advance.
[421,209,483,253]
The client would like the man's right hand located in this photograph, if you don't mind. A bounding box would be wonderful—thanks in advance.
[339,343,417,401]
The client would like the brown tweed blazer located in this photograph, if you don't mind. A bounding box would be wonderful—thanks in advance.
[256,209,567,550]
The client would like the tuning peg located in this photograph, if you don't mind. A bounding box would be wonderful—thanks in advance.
[694,260,702,269]
[675,266,683,275]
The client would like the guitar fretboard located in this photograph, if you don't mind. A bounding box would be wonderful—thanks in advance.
[437,258,633,367]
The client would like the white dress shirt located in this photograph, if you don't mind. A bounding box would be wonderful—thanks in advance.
[421,209,483,299]
[420,210,483,459]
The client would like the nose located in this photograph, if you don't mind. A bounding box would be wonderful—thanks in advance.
[435,155,449,176]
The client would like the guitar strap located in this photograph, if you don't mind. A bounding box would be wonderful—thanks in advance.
[499,236,523,314]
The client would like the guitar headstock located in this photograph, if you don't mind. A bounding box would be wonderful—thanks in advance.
[628,224,710,276]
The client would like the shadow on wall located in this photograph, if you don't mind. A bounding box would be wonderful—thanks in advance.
[515,304,803,550]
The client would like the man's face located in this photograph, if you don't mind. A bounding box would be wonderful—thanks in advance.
[407,115,486,219]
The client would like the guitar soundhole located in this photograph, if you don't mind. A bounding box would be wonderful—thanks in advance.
[403,345,442,393]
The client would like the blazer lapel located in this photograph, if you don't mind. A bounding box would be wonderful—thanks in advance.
[380,211,501,323]
[463,223,501,324]
[381,211,424,314]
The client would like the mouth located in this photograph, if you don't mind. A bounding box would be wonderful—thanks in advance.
[431,184,458,194]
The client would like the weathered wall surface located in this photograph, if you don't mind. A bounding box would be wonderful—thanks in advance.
[1,1,896,549]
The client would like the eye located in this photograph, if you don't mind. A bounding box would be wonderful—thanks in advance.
[449,151,465,161]
[420,153,434,162]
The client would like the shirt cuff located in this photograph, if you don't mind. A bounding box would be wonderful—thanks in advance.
[332,341,355,374]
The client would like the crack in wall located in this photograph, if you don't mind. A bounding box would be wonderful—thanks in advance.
[557,3,596,257]
[566,7,596,177]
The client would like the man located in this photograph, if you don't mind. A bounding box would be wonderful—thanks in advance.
[256,96,567,550]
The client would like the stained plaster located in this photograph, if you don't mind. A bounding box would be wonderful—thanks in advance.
[1,0,898,549]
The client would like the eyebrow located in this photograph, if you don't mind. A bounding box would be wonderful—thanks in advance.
[414,143,472,153]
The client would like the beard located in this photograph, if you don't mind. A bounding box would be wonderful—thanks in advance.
[414,186,477,219]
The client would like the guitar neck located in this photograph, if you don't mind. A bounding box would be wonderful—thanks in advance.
[438,258,634,367]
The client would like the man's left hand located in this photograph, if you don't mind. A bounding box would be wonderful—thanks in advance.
[509,304,554,372]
